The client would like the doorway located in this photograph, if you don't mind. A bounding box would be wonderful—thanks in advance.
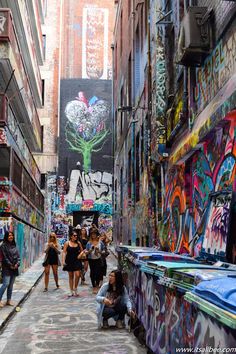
[73,211,99,229]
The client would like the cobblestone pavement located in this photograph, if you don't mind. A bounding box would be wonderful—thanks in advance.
[0,254,147,354]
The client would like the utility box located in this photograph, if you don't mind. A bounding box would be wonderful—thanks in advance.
[176,7,211,67]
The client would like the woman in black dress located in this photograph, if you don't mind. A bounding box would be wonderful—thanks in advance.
[43,232,61,292]
[0,231,20,307]
[62,232,83,296]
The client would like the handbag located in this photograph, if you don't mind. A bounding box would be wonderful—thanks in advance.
[42,254,48,267]
[78,251,87,260]
[62,264,68,271]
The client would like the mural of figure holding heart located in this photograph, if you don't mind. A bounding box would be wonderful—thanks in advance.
[65,92,110,172]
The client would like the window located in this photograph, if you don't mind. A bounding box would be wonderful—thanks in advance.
[134,27,140,97]
[141,124,144,172]
[128,150,131,199]
[128,0,131,17]
[120,168,123,214]
[128,54,132,107]
[115,44,117,80]
[42,0,47,18]
[120,87,124,135]
[42,35,46,60]
[12,153,22,190]
[0,147,10,177]
[42,79,45,106]
[22,168,30,198]
[114,179,117,211]
[140,5,144,50]
[120,11,123,55]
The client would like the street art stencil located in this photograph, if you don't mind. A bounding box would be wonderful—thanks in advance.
[65,91,110,172]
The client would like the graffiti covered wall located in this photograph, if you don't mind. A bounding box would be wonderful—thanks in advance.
[194,21,236,115]
[58,79,112,234]
[162,113,236,259]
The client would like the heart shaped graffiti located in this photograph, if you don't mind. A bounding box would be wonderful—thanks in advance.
[65,92,110,172]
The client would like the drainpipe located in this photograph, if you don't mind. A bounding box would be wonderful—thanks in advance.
[111,42,115,241]
[131,109,136,245]
[147,0,153,246]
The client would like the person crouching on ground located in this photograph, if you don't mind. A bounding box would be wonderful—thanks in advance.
[43,232,61,292]
[62,232,83,296]
[96,269,134,329]
[0,231,20,307]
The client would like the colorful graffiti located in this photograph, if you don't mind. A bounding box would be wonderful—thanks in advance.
[0,185,10,212]
[0,218,44,272]
[11,189,44,231]
[15,221,44,272]
[195,24,236,113]
[162,115,236,258]
[0,217,11,240]
[65,92,110,172]
[194,311,236,348]
[0,128,7,144]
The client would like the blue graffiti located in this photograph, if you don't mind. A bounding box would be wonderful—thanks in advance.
[66,203,112,215]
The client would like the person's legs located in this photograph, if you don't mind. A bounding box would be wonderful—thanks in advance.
[0,275,10,306]
[44,265,50,290]
[6,275,16,304]
[102,306,117,320]
[68,272,74,295]
[94,259,102,288]
[114,302,127,320]
[74,270,80,295]
[52,265,59,287]
[113,302,127,328]
[84,260,88,273]
[88,260,96,288]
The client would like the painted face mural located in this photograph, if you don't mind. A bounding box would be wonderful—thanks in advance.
[65,92,110,172]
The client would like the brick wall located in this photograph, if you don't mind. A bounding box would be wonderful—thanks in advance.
[36,0,61,173]
[197,0,236,39]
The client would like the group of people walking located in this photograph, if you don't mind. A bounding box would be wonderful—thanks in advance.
[42,225,110,296]
[0,227,134,330]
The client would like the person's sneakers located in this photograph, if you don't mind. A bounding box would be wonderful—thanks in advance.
[43,288,48,292]
[102,319,109,329]
[116,320,125,329]
[6,301,14,306]
[0,301,4,308]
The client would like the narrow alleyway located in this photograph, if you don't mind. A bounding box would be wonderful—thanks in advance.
[0,254,146,354]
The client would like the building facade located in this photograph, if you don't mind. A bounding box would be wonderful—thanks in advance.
[50,0,116,244]
[113,0,236,263]
[0,1,46,271]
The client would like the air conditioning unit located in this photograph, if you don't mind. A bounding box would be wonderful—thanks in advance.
[176,7,212,67]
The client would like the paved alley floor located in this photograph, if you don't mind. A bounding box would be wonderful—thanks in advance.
[0,254,147,354]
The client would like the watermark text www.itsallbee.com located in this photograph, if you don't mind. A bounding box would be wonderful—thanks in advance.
[176,347,236,353]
